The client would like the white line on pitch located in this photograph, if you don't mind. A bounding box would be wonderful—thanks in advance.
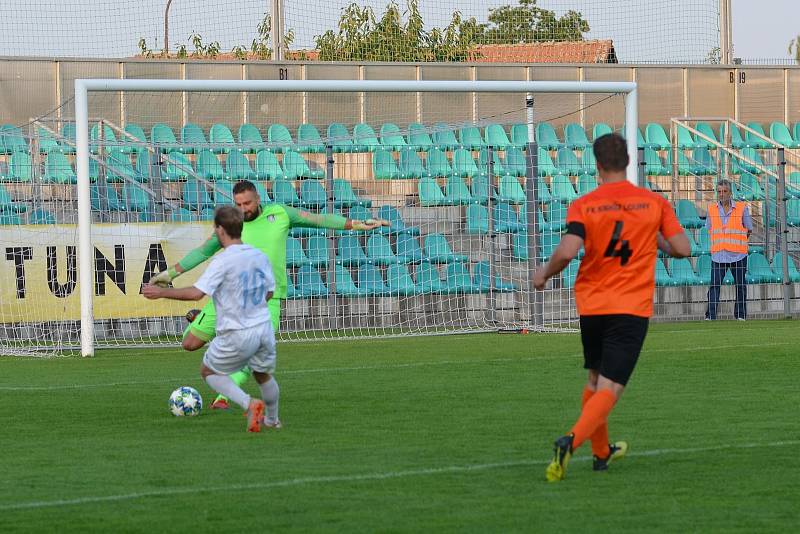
[0,341,792,391]
[1,440,797,512]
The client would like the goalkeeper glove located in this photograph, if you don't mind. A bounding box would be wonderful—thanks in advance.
[351,218,390,231]
[149,266,180,287]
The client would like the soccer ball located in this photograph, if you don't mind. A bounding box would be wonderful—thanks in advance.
[169,386,203,417]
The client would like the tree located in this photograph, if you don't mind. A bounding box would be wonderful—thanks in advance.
[789,35,800,64]
[483,0,589,44]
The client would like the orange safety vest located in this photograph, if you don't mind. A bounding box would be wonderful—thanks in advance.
[708,202,748,254]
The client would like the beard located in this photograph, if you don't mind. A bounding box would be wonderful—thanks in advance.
[243,205,261,222]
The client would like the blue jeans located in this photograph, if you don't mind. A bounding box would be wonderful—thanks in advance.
[706,257,747,320]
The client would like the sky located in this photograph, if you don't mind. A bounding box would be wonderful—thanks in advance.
[731,0,798,59]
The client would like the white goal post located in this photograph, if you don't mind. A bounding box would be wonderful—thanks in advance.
[73,78,638,357]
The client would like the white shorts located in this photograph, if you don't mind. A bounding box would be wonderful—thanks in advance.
[202,322,276,375]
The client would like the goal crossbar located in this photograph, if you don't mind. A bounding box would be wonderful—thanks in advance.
[74,78,639,356]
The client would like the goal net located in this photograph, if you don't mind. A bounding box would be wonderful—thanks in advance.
[0,79,635,356]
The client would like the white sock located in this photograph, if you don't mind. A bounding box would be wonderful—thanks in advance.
[205,374,251,411]
[259,377,280,423]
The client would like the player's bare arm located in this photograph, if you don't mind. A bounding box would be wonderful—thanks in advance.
[534,234,584,290]
[657,232,691,258]
[143,284,206,302]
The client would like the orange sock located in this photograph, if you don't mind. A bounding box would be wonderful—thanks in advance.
[570,389,616,450]
[581,386,611,458]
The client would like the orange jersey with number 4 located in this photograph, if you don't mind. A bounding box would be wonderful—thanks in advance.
[567,181,684,317]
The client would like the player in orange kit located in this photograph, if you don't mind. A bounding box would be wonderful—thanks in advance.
[533,133,691,482]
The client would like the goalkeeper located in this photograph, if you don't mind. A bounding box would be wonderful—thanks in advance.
[150,179,388,410]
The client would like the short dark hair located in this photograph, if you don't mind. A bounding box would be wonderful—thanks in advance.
[593,133,629,173]
[232,180,257,195]
[214,205,243,239]
[716,178,732,191]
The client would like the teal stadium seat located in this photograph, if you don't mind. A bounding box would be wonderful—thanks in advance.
[299,180,326,209]
[366,233,402,265]
[399,148,426,179]
[466,204,488,235]
[386,264,418,296]
[769,122,800,148]
[0,185,25,213]
[357,264,388,296]
[395,234,424,263]
[771,252,800,283]
[373,149,401,179]
[59,123,77,154]
[296,124,325,153]
[415,261,445,294]
[645,123,671,150]
[494,202,525,233]
[445,175,474,205]
[669,258,702,285]
[676,200,704,228]
[286,237,310,267]
[336,236,369,266]
[676,125,699,150]
[254,150,285,180]
[272,180,302,207]
[124,123,148,147]
[564,123,590,150]
[408,123,433,152]
[426,148,452,178]
[334,265,365,297]
[503,147,527,177]
[592,123,613,141]
[239,124,266,153]
[452,148,480,178]
[334,179,371,208]
[283,150,324,179]
[306,236,329,267]
[181,123,208,154]
[458,126,484,151]
[209,123,236,154]
[577,174,598,195]
[44,150,77,184]
[376,205,419,235]
[327,123,354,153]
[226,149,257,181]
[473,261,517,292]
[4,151,32,183]
[36,127,60,154]
[484,124,512,150]
[151,124,182,154]
[164,151,194,182]
[444,263,481,294]
[182,180,213,211]
[745,122,772,149]
[549,174,578,203]
[510,124,529,150]
[352,123,381,152]
[695,122,719,149]
[106,149,138,183]
[432,123,459,151]
[746,253,781,283]
[469,175,495,205]
[478,147,506,177]
[535,123,562,150]
[379,123,408,152]
[28,208,55,225]
[268,124,294,153]
[296,265,328,297]
[644,148,669,176]
[196,149,226,181]
[122,182,152,212]
[424,233,467,264]
[418,177,453,207]
[498,175,526,204]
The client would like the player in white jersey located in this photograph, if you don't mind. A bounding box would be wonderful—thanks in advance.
[143,206,280,433]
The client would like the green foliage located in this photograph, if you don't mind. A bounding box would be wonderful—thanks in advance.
[231,44,249,61]
[251,12,273,60]
[137,38,154,58]
[316,0,590,61]
[789,35,800,64]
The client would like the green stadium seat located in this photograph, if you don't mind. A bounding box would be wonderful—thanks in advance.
[286,237,310,267]
[36,127,60,154]
[296,265,328,297]
[214,181,234,205]
[336,236,369,266]
[458,126,483,151]
[333,265,365,297]
[426,147,452,178]
[512,232,529,261]
[283,150,324,180]
[379,123,408,152]
[720,123,747,149]
[731,148,765,175]
[466,204,488,235]
[787,199,800,227]
[676,200,704,228]
[0,185,25,212]
[644,147,669,176]
[498,175,526,204]
[636,127,658,150]
[399,148,426,179]
[334,179,371,208]
[133,149,156,183]
[793,123,800,145]
[225,149,256,181]
[694,122,718,149]
[182,180,213,211]
[564,123,591,150]
[209,124,236,154]
[535,178,553,203]
[535,123,562,150]
[28,208,55,225]
[737,172,764,201]
[327,123,355,154]
[444,262,481,294]
[580,148,597,176]
[745,122,772,149]
[386,264,418,296]
[357,263,388,296]
[668,258,702,285]
[747,253,781,283]
[366,233,402,265]
[106,149,137,183]
[592,123,613,141]
[415,261,445,293]
[696,227,711,255]
[373,149,401,179]
[452,148,480,178]
[239,124,266,153]
[445,175,474,205]
[645,123,671,150]
[478,147,506,177]
[484,124,512,150]
[151,124,182,154]
[91,183,125,212]
[164,151,194,182]
[90,124,118,155]
[268,124,294,153]
[538,231,561,261]
[296,124,325,153]
[472,261,517,293]
[418,177,453,206]
[199,207,216,221]
[285,272,299,299]
[122,182,151,212]
[4,151,33,182]
[0,212,23,225]
[676,125,699,150]
[306,236,329,267]
[272,180,302,207]
[655,259,676,286]
[124,123,147,147]
[695,254,712,285]
[181,123,208,154]
[691,147,717,175]
[255,150,285,180]
[59,123,76,154]
[503,147,527,177]
[353,123,381,152]
[408,122,433,152]
[577,174,598,195]
[771,252,800,283]
[0,125,28,155]
[563,258,580,288]
[196,149,226,181]
[395,233,424,263]
[549,174,577,203]
[545,201,567,231]
[494,202,525,233]
[537,148,561,177]
[556,147,584,176]
[432,123,459,152]
[44,150,77,184]
[769,122,800,148]
[470,174,495,205]
[424,233,467,264]
[510,124,529,150]
[299,180,326,210]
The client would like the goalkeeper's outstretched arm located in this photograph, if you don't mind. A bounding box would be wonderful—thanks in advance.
[285,206,389,231]
[148,234,222,286]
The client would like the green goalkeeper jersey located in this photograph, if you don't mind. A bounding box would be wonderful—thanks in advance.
[177,203,346,299]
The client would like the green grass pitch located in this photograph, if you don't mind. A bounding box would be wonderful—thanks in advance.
[1,320,798,532]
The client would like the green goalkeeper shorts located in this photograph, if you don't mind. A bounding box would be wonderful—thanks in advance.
[188,298,282,342]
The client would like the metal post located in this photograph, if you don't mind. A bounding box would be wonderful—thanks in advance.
[486,145,496,326]
[98,121,109,219]
[624,88,639,185]
[163,0,174,55]
[75,81,94,357]
[271,0,284,61]
[777,148,791,318]
[325,144,338,329]
[525,93,542,328]
[638,147,646,189]
[763,171,771,259]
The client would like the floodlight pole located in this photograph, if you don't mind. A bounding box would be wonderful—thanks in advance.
[164,0,174,55]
